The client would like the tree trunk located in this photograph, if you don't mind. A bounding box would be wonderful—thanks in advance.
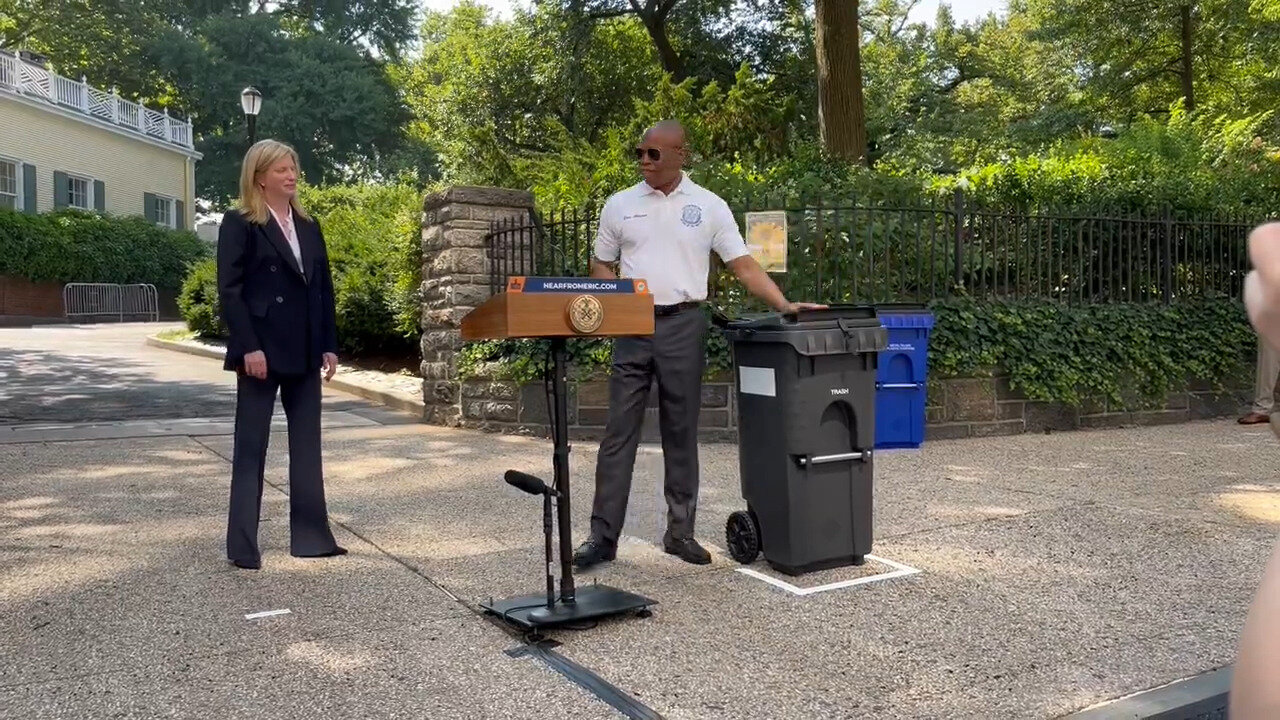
[639,14,684,81]
[1180,3,1195,111]
[814,0,867,163]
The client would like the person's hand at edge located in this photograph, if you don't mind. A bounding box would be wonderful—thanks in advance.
[322,352,338,382]
[243,351,268,379]
[784,301,828,313]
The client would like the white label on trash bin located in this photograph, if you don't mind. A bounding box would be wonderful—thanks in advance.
[739,366,776,397]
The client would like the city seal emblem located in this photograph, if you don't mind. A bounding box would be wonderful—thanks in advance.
[567,294,604,334]
[680,204,703,227]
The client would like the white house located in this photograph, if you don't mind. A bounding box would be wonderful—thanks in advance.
[0,49,201,229]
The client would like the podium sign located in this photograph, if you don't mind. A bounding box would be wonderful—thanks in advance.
[461,276,655,341]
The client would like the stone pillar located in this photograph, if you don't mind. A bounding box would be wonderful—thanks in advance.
[420,186,534,425]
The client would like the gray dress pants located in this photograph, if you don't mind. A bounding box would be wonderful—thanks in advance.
[589,307,707,545]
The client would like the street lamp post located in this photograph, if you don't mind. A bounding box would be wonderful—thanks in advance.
[240,86,262,146]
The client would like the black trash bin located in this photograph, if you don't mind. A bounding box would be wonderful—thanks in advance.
[718,305,887,576]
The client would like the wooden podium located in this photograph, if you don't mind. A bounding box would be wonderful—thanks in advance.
[462,277,658,630]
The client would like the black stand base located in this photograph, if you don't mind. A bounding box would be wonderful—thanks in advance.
[483,584,657,630]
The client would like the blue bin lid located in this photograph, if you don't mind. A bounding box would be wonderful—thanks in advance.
[880,310,931,330]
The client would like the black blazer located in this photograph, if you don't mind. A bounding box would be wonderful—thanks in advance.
[216,207,338,376]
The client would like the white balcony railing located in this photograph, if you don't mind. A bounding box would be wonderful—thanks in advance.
[0,51,195,151]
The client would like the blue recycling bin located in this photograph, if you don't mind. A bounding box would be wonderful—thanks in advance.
[874,305,935,449]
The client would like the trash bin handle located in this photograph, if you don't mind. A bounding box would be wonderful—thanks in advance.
[796,451,871,466]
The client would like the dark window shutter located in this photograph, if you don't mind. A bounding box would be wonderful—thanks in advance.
[53,171,68,209]
[22,164,35,214]
[93,180,105,212]
[175,200,185,230]
[143,192,156,222]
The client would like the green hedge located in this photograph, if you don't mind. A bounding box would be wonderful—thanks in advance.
[0,208,208,288]
[928,298,1254,407]
[459,299,1255,409]
[179,183,422,356]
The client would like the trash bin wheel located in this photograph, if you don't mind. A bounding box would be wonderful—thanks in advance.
[726,510,761,564]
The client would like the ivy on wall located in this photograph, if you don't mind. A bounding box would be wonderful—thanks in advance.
[929,298,1255,406]
[459,299,1257,409]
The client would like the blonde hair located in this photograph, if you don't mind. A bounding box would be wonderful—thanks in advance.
[237,139,310,225]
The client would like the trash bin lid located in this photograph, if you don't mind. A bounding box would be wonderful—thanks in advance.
[719,304,887,356]
[722,304,880,331]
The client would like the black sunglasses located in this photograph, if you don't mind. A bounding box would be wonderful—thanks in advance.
[632,147,662,162]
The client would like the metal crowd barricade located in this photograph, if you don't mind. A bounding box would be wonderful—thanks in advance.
[62,283,160,322]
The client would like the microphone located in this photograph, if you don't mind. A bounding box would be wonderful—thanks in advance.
[505,469,555,496]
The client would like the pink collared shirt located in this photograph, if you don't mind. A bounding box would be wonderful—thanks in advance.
[267,203,304,274]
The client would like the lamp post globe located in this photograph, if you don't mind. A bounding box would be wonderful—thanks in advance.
[240,86,262,145]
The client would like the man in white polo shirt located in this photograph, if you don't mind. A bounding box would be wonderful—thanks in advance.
[574,120,824,569]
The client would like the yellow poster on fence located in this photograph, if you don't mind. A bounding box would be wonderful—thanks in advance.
[745,211,788,273]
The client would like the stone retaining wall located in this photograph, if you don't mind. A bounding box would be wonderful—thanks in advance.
[452,370,1253,443]
[458,377,739,442]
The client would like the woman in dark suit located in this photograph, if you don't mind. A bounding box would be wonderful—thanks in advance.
[216,138,346,570]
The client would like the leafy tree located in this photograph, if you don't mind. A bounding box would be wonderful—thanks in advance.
[150,13,412,204]
[4,0,423,205]
[396,2,660,185]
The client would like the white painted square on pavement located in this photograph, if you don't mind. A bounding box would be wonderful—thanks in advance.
[735,554,921,596]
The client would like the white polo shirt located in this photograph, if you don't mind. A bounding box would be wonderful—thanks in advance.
[593,173,750,306]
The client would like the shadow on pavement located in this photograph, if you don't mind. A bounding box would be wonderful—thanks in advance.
[0,348,373,424]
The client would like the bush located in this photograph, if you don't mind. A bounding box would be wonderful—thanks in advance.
[179,182,423,356]
[0,208,208,288]
[461,299,1255,409]
[178,257,225,338]
[298,182,422,354]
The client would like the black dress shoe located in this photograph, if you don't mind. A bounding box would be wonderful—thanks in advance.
[572,539,616,570]
[663,536,711,565]
[293,546,348,558]
[229,558,261,570]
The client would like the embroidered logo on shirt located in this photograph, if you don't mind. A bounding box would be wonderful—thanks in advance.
[681,204,703,227]
[622,213,649,221]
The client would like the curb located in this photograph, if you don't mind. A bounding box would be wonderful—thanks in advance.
[145,336,425,418]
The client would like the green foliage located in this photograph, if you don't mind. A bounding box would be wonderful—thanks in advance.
[463,299,1255,409]
[152,13,419,203]
[0,208,207,288]
[176,182,422,356]
[177,257,225,338]
[928,298,1256,407]
[945,107,1280,212]
[296,182,422,350]
[395,1,662,189]
[5,1,429,204]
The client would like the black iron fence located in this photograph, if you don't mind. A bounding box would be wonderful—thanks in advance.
[486,190,1264,307]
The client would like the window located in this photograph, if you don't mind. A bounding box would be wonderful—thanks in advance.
[65,174,91,210]
[150,195,175,228]
[0,160,19,210]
